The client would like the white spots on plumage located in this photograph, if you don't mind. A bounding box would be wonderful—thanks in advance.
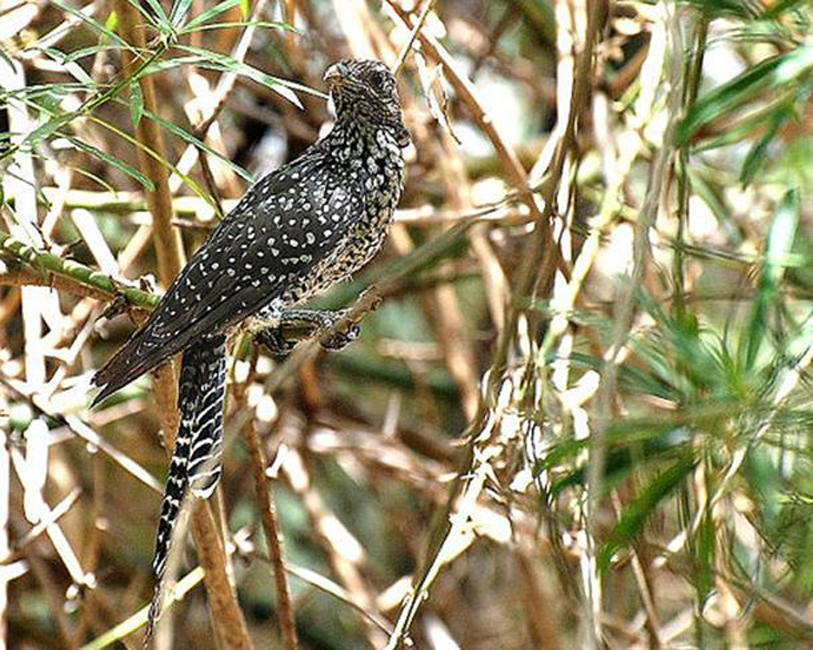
[126,75,406,391]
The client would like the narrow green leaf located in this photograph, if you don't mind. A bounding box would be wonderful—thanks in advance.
[127,0,167,29]
[0,45,15,72]
[740,104,792,187]
[742,190,800,369]
[64,44,126,63]
[66,135,155,190]
[140,108,253,182]
[169,0,193,30]
[598,453,697,571]
[676,54,785,146]
[177,45,307,107]
[46,0,130,50]
[178,20,298,35]
[104,8,118,33]
[129,80,144,127]
[139,55,206,76]
[693,503,715,602]
[22,113,74,152]
[181,0,241,31]
[40,47,94,85]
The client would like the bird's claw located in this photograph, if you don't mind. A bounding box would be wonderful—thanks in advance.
[319,322,360,350]
[255,327,298,356]
[100,292,130,321]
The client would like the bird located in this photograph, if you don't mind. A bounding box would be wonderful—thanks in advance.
[91,58,410,633]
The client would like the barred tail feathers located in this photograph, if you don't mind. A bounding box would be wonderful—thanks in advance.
[145,335,226,641]
[187,338,227,497]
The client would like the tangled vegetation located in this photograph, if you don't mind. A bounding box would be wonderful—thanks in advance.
[1,1,812,648]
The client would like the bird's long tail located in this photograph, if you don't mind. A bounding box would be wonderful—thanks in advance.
[145,334,227,643]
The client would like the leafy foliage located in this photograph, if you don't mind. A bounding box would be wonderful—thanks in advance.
[1,1,812,649]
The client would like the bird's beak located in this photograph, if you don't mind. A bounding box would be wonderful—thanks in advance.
[323,61,349,86]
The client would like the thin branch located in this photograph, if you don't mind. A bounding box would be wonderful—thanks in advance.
[235,352,298,650]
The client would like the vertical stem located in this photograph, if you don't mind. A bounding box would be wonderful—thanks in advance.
[112,6,251,647]
[674,15,709,320]
[244,422,299,650]
[114,0,185,285]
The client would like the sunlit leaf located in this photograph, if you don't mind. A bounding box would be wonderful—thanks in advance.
[742,190,800,369]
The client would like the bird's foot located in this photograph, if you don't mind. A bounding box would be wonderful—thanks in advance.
[100,292,130,321]
[319,321,360,350]
[254,308,360,355]
[255,326,298,356]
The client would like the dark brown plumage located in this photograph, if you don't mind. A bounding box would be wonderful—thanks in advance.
[92,59,409,634]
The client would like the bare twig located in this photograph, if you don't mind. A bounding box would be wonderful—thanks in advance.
[392,0,434,75]
[235,353,298,650]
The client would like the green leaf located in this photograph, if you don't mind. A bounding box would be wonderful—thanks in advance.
[129,80,144,127]
[104,8,118,34]
[46,0,131,50]
[140,108,253,182]
[128,0,168,29]
[178,20,298,35]
[739,103,793,187]
[677,55,785,146]
[64,44,126,63]
[0,45,16,73]
[742,190,800,369]
[181,0,241,32]
[66,135,155,190]
[22,113,74,152]
[169,0,193,30]
[598,453,698,571]
[40,47,93,85]
[175,44,311,107]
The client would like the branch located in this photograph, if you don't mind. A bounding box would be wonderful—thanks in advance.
[0,230,157,309]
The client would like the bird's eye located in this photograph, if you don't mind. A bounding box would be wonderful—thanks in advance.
[370,69,389,91]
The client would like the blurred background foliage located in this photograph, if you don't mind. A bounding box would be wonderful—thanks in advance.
[1,0,813,648]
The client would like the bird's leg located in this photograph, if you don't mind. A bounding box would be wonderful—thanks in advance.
[254,308,360,355]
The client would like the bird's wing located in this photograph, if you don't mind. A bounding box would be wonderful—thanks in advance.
[92,154,366,404]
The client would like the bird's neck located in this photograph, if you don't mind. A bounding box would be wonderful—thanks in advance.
[325,115,408,159]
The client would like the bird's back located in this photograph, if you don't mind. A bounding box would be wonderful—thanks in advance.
[92,140,379,404]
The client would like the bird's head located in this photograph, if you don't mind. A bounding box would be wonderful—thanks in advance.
[324,59,410,147]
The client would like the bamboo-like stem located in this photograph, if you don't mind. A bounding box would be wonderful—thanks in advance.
[115,0,185,283]
[112,2,250,646]
[244,420,299,650]
[0,230,158,308]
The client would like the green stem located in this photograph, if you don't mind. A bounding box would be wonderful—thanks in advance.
[0,230,158,308]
